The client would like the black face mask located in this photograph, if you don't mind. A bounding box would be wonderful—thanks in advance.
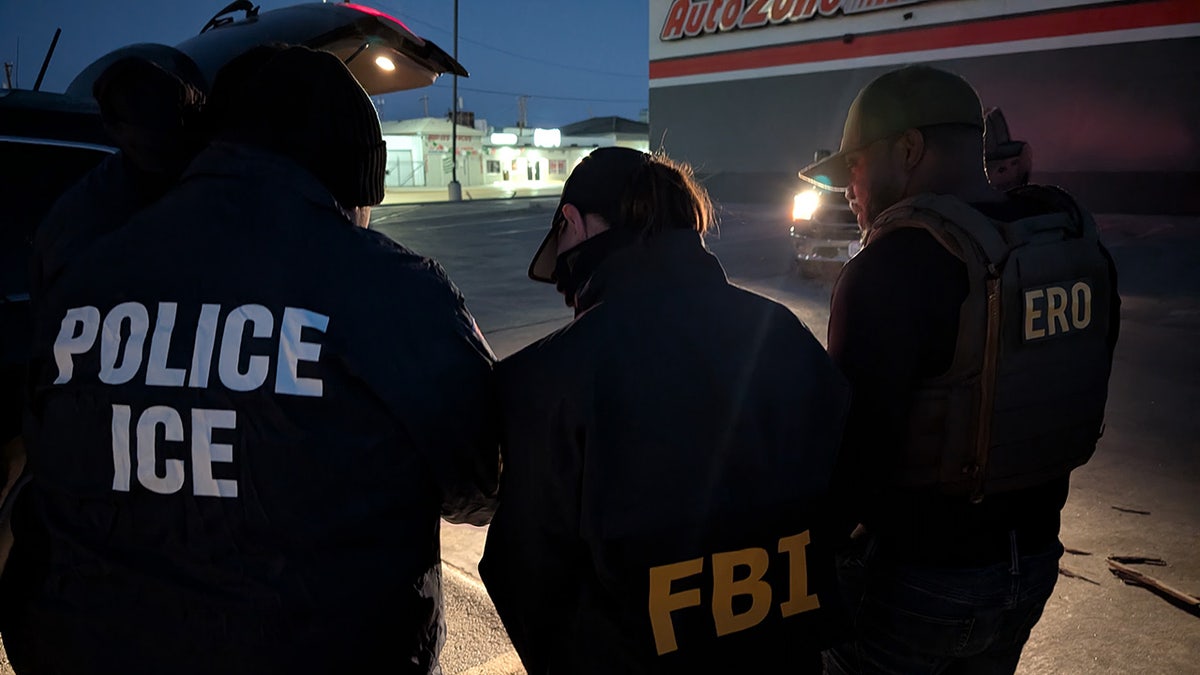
[553,228,636,309]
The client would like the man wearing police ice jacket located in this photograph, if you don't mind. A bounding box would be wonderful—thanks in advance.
[21,47,498,675]
[804,66,1120,674]
[479,147,851,674]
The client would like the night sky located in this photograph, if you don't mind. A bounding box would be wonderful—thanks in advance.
[0,0,650,129]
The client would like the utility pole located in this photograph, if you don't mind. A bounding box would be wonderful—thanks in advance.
[448,0,462,201]
[419,94,429,117]
[517,95,528,136]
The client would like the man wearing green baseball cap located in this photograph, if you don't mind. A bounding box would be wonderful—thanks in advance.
[818,65,1121,674]
[799,64,990,227]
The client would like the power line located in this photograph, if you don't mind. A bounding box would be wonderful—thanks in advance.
[425,81,644,104]
[379,3,645,80]
[448,30,643,79]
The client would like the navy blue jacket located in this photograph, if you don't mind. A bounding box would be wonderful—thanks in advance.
[480,230,850,674]
[22,142,499,675]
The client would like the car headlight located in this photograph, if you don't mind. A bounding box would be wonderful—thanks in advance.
[793,189,821,221]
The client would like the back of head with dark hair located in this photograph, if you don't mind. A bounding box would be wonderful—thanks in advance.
[565,147,715,237]
[620,152,714,237]
[91,56,206,176]
[531,147,717,283]
[92,56,204,130]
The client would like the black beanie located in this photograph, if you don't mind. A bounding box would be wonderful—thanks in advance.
[206,43,289,138]
[236,46,386,208]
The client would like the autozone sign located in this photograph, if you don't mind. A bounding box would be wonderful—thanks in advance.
[660,0,932,41]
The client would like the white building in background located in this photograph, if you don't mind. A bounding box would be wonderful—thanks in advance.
[481,116,651,188]
[558,116,652,153]
[379,118,486,188]
[378,115,651,192]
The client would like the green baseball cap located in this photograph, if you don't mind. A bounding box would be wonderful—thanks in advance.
[799,65,984,191]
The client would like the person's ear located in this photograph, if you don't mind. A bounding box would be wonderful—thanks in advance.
[560,202,595,243]
[556,202,612,256]
[896,128,926,171]
[562,203,585,232]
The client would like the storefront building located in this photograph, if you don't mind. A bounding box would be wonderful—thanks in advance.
[483,126,583,186]
[648,0,1200,214]
[481,116,651,189]
[380,118,485,188]
[381,116,651,193]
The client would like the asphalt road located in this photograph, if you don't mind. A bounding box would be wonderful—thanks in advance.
[371,200,1200,675]
[368,198,834,361]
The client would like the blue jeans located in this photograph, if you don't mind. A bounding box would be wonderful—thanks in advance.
[822,532,1062,675]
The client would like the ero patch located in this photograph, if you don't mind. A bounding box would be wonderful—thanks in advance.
[1023,278,1093,341]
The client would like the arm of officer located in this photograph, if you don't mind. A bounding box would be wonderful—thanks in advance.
[826,228,967,529]
[479,351,583,673]
[401,265,501,527]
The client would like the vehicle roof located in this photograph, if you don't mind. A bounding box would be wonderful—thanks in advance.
[0,89,112,149]
[65,2,467,98]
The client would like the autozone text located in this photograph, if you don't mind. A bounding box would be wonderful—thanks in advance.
[648,531,819,655]
[52,301,330,497]
[659,0,931,41]
[1023,280,1093,341]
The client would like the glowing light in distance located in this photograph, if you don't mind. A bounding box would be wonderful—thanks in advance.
[793,189,821,221]
[533,128,560,148]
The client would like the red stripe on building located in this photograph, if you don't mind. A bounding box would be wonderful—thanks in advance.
[649,0,1200,79]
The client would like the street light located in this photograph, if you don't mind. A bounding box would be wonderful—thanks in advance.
[448,0,462,201]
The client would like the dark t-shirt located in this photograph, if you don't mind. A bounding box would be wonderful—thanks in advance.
[827,197,1118,564]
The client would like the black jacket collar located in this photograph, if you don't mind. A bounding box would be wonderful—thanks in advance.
[575,229,727,314]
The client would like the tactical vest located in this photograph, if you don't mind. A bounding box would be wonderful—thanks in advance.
[868,186,1115,501]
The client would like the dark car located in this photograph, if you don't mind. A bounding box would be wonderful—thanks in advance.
[0,90,115,456]
[0,0,467,489]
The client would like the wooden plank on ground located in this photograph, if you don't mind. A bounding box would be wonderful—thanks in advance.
[1107,559,1200,614]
